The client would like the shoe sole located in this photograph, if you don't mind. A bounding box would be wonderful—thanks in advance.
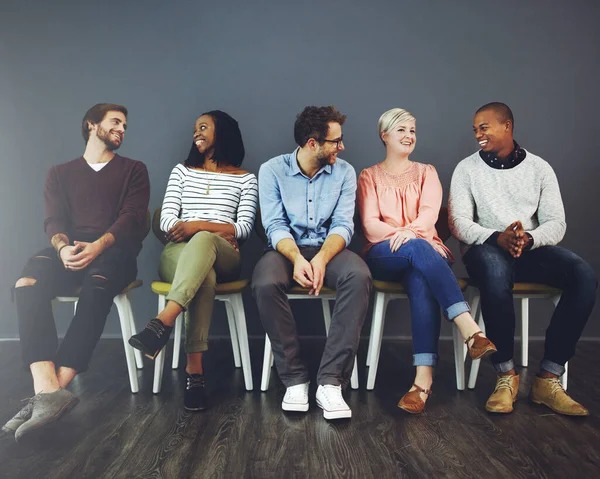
[282,401,309,412]
[530,398,589,416]
[316,399,351,419]
[470,347,497,361]
[397,404,424,414]
[15,397,80,443]
[184,405,207,412]
[128,337,161,360]
[485,397,517,414]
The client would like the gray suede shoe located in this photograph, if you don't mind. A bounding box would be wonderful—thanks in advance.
[2,398,34,434]
[14,388,79,443]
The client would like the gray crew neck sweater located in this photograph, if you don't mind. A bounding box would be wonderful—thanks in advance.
[448,150,566,255]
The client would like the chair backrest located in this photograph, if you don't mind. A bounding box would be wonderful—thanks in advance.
[436,206,451,243]
[253,206,451,245]
[140,209,152,240]
[254,208,268,244]
[152,208,169,245]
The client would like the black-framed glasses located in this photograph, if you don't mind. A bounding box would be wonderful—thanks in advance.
[318,135,344,148]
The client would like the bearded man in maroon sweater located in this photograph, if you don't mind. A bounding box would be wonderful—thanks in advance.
[3,103,150,442]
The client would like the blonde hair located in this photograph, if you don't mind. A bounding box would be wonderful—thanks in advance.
[378,108,416,145]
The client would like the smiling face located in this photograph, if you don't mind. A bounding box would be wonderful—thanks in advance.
[315,121,344,167]
[473,109,513,156]
[193,114,216,155]
[94,111,127,150]
[382,120,416,156]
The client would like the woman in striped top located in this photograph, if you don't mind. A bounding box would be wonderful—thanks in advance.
[130,111,258,410]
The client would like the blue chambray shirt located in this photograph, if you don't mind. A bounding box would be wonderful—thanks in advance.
[258,148,356,248]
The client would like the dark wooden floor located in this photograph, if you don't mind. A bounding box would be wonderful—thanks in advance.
[1,338,599,479]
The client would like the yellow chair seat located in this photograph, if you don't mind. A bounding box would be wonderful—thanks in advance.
[373,278,468,294]
[466,279,561,296]
[287,285,336,295]
[59,279,143,297]
[151,279,249,296]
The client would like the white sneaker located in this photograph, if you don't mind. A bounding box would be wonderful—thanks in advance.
[282,382,310,412]
[316,384,352,419]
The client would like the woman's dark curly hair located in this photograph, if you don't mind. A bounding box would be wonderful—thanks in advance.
[184,110,245,167]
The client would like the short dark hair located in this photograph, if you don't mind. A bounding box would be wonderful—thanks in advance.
[185,110,245,168]
[476,102,514,129]
[294,106,347,147]
[81,103,128,143]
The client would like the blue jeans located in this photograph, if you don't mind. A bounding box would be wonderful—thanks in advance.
[463,244,597,376]
[367,239,470,367]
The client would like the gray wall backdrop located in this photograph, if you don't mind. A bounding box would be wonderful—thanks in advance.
[1,0,599,343]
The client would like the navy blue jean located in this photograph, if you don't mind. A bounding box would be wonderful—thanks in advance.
[463,244,597,376]
[367,238,470,367]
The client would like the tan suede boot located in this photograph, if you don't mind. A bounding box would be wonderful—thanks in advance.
[530,376,589,416]
[485,374,519,413]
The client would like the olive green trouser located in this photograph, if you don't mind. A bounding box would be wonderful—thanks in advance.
[159,231,241,352]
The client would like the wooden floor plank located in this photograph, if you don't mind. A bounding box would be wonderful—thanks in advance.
[1,339,599,478]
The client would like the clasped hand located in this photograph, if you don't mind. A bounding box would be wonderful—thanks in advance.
[60,241,102,270]
[497,221,531,258]
[166,221,196,243]
[293,253,327,296]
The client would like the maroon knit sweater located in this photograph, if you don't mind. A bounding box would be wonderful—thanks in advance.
[44,155,150,256]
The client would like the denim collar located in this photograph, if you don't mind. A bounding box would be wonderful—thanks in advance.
[287,148,333,177]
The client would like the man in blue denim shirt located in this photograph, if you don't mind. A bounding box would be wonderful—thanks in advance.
[252,106,371,420]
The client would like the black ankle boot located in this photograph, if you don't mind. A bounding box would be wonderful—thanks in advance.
[128,318,173,360]
[184,374,207,411]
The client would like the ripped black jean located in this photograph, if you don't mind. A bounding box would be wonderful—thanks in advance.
[14,245,137,372]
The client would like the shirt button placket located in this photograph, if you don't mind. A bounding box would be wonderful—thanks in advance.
[308,180,314,227]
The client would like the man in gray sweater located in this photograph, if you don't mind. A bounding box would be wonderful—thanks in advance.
[448,102,596,416]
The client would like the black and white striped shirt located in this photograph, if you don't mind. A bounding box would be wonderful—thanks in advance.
[160,164,258,241]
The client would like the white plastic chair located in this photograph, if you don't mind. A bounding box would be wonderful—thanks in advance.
[260,286,360,391]
[466,282,567,390]
[56,280,144,393]
[149,280,253,393]
[365,278,472,391]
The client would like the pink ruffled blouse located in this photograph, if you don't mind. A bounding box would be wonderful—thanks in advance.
[357,162,453,260]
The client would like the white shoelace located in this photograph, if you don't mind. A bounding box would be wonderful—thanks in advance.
[284,383,309,402]
[319,385,348,409]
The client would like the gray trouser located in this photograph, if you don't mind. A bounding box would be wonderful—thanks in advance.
[252,247,372,388]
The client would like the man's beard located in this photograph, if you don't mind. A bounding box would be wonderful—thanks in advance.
[97,125,121,151]
[317,151,335,168]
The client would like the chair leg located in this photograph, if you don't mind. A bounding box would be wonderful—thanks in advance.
[153,294,167,394]
[113,294,139,394]
[520,298,529,367]
[153,349,166,394]
[225,300,242,368]
[350,358,359,390]
[466,288,480,360]
[126,297,144,369]
[467,304,485,389]
[561,362,568,390]
[452,322,465,391]
[231,293,253,391]
[366,306,377,367]
[321,299,332,334]
[366,292,388,390]
[261,334,273,392]
[172,312,183,370]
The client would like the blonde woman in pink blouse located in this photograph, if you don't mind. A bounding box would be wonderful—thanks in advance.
[357,108,496,414]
